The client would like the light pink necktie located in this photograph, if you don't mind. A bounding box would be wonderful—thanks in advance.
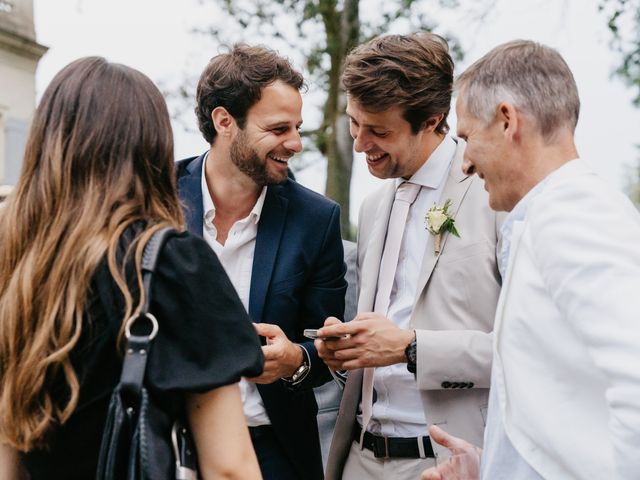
[360,181,421,443]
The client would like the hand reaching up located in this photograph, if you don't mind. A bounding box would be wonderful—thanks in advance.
[421,425,481,480]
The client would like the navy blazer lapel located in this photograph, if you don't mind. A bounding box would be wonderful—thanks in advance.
[177,152,206,236]
[249,185,288,322]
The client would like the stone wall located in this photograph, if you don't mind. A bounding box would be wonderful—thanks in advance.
[0,0,46,184]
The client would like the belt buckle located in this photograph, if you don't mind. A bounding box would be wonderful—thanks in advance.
[372,435,390,459]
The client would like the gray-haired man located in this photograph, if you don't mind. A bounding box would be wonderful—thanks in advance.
[422,40,640,480]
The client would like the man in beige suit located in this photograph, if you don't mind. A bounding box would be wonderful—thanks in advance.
[316,33,502,480]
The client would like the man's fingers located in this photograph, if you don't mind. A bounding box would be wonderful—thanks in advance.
[261,343,284,359]
[314,339,333,355]
[318,321,363,338]
[428,425,473,451]
[248,359,280,384]
[323,316,342,327]
[254,322,283,338]
[333,347,362,362]
[420,467,443,480]
[320,335,358,351]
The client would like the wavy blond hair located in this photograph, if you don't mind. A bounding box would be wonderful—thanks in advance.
[0,57,184,451]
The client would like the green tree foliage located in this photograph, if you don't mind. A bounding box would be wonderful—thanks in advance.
[600,1,640,203]
[600,0,640,105]
[184,0,469,238]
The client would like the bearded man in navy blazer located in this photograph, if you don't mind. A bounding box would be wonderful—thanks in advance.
[176,44,346,480]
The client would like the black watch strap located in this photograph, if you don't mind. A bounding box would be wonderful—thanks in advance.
[405,332,417,374]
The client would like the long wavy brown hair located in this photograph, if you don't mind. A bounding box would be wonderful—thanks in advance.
[0,57,184,451]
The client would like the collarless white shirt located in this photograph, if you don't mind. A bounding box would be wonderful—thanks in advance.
[201,154,271,426]
[359,135,456,437]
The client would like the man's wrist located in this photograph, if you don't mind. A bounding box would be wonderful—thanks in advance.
[289,342,304,373]
[405,331,417,374]
[395,329,415,363]
[281,344,310,385]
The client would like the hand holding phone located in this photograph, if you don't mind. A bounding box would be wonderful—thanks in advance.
[303,328,344,341]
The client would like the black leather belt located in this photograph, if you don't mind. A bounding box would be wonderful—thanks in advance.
[354,423,435,459]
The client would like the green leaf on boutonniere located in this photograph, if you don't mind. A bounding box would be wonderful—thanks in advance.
[425,199,460,238]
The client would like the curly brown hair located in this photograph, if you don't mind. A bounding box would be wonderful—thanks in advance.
[196,44,304,144]
[342,32,454,135]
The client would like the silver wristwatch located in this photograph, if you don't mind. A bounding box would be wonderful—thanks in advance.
[281,344,310,385]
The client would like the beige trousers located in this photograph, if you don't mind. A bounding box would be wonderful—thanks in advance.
[342,440,437,480]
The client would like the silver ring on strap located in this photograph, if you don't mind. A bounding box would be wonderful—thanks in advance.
[124,313,159,340]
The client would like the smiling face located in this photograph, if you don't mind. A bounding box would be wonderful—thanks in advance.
[456,99,522,212]
[346,97,429,180]
[232,80,303,185]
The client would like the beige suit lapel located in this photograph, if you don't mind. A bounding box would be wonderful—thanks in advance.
[414,142,473,302]
[357,182,395,312]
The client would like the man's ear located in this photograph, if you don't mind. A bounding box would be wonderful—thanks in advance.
[211,107,236,137]
[423,113,445,133]
[496,102,520,141]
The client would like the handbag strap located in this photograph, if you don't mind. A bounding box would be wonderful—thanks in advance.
[119,227,176,403]
[140,227,176,315]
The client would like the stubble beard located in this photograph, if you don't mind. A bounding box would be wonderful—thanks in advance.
[230,130,288,186]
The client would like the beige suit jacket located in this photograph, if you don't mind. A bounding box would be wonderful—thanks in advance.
[326,140,502,479]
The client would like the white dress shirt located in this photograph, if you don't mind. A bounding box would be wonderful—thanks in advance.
[358,136,455,437]
[201,155,271,426]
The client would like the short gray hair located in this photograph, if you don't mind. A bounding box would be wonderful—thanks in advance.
[455,40,580,140]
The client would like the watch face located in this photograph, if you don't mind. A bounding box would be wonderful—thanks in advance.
[296,365,306,375]
[289,363,310,382]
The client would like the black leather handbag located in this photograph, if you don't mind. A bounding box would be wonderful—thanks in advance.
[96,227,199,480]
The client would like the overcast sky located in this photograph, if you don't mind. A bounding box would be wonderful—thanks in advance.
[34,0,640,222]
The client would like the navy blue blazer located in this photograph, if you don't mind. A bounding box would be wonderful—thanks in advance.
[176,153,347,479]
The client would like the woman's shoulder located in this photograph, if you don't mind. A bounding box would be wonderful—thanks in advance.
[160,230,222,275]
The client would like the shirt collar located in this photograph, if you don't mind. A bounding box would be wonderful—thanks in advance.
[396,134,456,190]
[201,152,267,225]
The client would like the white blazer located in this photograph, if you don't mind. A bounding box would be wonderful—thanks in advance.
[493,160,640,479]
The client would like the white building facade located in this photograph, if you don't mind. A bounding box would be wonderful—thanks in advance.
[0,0,46,185]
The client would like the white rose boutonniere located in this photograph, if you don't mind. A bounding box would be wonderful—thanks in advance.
[425,199,460,254]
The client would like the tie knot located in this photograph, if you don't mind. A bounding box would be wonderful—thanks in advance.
[395,181,420,204]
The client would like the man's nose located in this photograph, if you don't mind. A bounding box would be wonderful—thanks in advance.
[352,131,370,153]
[285,131,303,153]
[462,156,476,176]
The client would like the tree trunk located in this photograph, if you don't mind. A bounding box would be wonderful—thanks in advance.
[321,0,359,239]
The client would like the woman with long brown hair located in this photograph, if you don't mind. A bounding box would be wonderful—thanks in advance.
[0,57,264,479]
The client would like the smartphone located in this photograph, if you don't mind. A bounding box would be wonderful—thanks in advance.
[303,328,343,341]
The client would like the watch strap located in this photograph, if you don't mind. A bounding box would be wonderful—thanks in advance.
[405,332,417,374]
